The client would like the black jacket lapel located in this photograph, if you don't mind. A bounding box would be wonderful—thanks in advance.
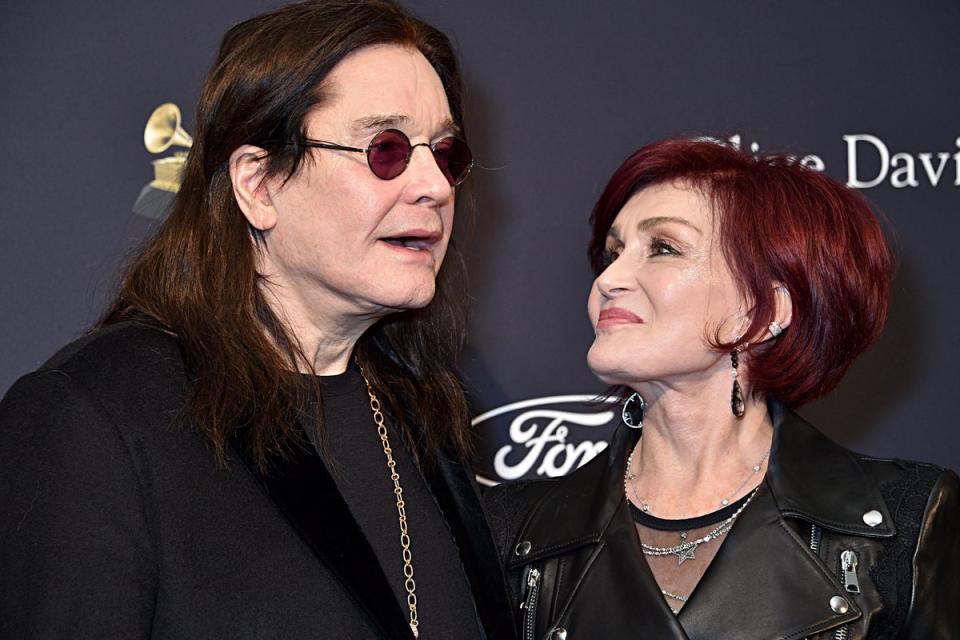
[680,403,890,639]
[422,454,518,640]
[506,425,688,639]
[231,437,412,639]
[767,402,895,539]
[679,485,860,640]
[548,495,691,639]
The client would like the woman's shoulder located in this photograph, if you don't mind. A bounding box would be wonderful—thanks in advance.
[850,449,956,506]
[839,453,960,635]
[853,452,959,531]
[774,404,957,535]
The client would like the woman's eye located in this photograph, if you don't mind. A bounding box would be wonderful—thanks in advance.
[600,248,620,267]
[650,238,680,256]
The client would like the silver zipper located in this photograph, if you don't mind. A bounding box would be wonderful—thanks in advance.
[808,526,849,640]
[520,566,542,640]
[809,524,822,554]
[831,548,859,639]
[840,549,861,594]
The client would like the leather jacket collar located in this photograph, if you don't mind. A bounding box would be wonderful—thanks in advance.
[765,401,895,538]
[508,400,894,567]
[506,400,895,640]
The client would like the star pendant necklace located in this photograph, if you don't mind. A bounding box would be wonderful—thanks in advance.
[624,444,768,566]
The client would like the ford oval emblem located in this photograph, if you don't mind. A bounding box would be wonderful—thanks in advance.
[472,394,620,485]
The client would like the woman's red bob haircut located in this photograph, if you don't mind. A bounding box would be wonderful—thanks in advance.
[588,138,894,408]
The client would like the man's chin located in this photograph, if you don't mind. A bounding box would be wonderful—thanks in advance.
[377,284,438,314]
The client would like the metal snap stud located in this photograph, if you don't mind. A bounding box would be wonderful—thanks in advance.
[515,540,532,556]
[862,510,883,527]
[830,595,849,614]
[550,627,567,640]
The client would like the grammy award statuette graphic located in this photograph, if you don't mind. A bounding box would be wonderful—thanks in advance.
[132,103,193,220]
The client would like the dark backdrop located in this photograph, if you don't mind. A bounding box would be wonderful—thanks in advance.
[2,1,958,482]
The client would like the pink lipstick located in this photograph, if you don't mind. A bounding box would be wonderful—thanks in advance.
[597,307,644,330]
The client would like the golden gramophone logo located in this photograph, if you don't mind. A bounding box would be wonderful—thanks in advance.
[133,103,193,219]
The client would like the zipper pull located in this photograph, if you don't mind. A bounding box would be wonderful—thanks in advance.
[520,566,541,608]
[526,567,541,588]
[840,549,860,594]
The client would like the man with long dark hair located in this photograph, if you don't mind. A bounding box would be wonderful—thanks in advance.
[0,2,515,638]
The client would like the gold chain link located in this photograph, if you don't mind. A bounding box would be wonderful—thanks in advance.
[359,364,419,638]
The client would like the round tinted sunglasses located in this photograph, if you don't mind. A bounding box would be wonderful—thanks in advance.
[298,129,473,186]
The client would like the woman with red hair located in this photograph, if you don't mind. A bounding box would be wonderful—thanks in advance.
[486,139,959,639]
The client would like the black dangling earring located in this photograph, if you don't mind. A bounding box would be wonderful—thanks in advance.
[621,392,646,429]
[730,346,745,418]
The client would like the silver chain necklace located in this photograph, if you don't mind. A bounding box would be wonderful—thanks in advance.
[661,589,688,615]
[625,445,769,514]
[623,445,764,566]
[636,485,759,565]
[358,364,420,638]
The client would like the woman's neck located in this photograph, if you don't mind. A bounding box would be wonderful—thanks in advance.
[627,377,773,519]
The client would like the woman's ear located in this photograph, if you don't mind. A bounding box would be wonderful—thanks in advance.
[229,145,277,231]
[769,282,793,338]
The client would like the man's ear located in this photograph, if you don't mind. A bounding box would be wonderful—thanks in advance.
[229,145,277,231]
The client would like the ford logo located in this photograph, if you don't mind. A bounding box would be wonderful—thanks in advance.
[473,394,620,485]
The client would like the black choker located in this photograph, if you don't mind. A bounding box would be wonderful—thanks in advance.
[630,491,752,531]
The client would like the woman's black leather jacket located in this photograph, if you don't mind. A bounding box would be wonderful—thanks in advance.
[483,402,960,640]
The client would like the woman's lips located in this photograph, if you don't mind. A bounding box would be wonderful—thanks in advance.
[597,307,644,329]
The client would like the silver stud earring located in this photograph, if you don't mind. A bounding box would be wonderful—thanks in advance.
[621,392,646,429]
[768,321,783,337]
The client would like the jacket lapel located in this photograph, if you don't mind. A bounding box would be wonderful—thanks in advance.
[231,436,413,639]
[557,495,692,639]
[506,425,639,569]
[679,485,860,639]
[767,402,896,539]
[422,454,519,640]
[507,426,688,638]
[680,402,893,639]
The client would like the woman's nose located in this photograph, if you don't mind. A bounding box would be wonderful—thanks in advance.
[594,256,638,299]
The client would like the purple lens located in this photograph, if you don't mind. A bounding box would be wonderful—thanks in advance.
[366,129,473,186]
[367,129,411,180]
[434,137,473,186]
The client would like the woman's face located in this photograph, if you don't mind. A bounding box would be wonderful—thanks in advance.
[587,181,746,390]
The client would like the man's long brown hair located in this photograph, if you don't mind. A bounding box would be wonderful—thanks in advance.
[101,0,472,472]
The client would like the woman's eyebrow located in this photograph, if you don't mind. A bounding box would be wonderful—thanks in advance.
[637,215,703,235]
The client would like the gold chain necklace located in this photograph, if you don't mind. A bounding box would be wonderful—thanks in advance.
[358,364,420,638]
